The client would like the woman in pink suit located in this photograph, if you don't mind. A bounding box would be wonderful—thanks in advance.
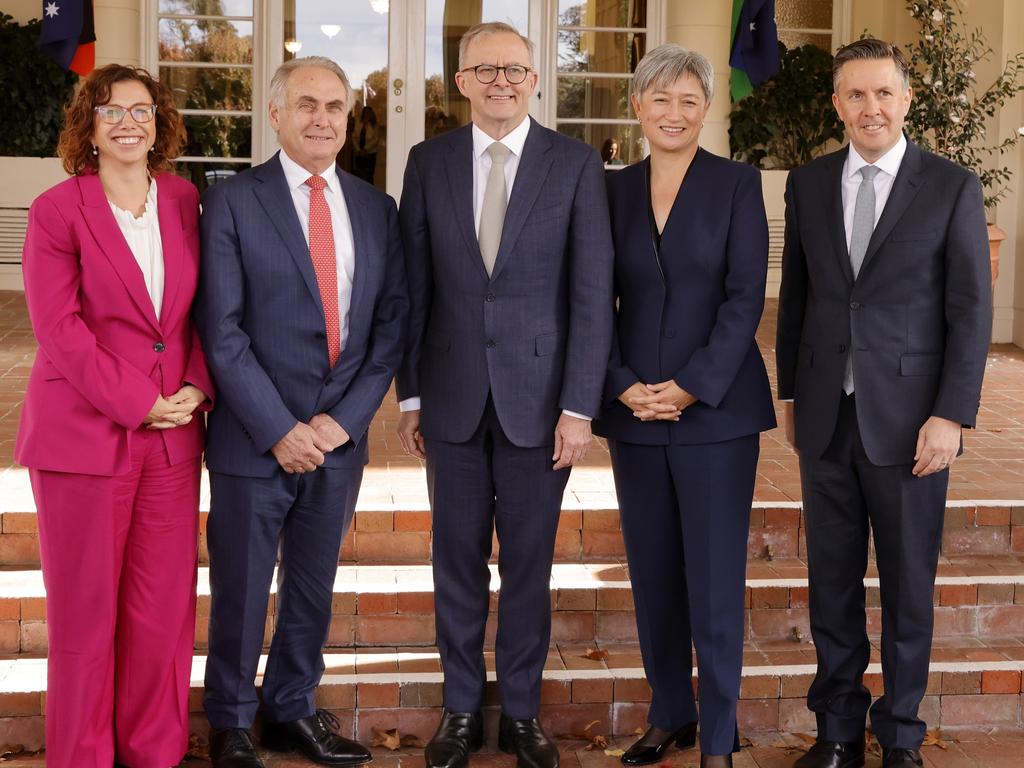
[15,64,214,768]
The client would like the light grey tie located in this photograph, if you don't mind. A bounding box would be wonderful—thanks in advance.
[478,142,511,277]
[843,164,880,394]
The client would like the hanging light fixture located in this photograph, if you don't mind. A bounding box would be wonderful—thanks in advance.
[284,39,303,54]
[320,24,341,39]
[369,0,389,13]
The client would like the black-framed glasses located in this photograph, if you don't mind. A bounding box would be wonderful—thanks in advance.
[94,103,157,124]
[460,64,532,85]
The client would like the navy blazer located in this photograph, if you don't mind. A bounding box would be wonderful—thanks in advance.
[776,139,991,466]
[396,119,614,447]
[593,151,776,445]
[196,153,409,477]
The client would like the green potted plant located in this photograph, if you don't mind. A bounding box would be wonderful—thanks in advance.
[903,0,1024,288]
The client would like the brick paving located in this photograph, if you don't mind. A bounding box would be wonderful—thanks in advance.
[0,291,1020,503]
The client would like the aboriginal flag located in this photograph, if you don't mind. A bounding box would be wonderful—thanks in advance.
[38,0,96,76]
[729,0,780,101]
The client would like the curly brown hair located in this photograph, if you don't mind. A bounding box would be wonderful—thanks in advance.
[57,64,187,176]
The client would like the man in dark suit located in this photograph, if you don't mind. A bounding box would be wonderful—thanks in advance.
[395,21,613,768]
[196,57,408,768]
[776,39,991,768]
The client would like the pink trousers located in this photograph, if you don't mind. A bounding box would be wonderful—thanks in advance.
[30,429,200,768]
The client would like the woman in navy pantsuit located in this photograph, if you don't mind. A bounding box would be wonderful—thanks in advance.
[593,45,776,768]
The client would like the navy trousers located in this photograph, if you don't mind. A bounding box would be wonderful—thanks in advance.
[203,466,362,729]
[425,397,570,718]
[608,435,758,757]
[800,393,947,750]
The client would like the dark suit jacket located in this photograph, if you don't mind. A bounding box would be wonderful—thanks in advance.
[396,119,614,447]
[593,152,776,444]
[776,139,991,466]
[196,153,408,477]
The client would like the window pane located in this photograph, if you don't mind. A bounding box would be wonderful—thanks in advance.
[160,66,252,111]
[778,31,832,51]
[558,30,645,74]
[557,76,632,120]
[174,160,250,195]
[159,0,254,15]
[558,0,640,29]
[182,115,252,159]
[159,18,253,64]
[776,0,833,31]
[557,122,646,166]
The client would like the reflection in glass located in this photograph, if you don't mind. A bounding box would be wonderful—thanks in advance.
[174,160,251,195]
[557,77,632,120]
[160,66,252,111]
[557,0,634,30]
[159,0,254,15]
[158,18,253,64]
[775,0,833,31]
[557,122,646,166]
[778,31,832,51]
[558,30,644,74]
[424,0,530,138]
[283,1,388,188]
[182,115,252,160]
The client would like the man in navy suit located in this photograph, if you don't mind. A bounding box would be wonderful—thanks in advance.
[395,22,613,768]
[197,57,407,768]
[777,40,991,768]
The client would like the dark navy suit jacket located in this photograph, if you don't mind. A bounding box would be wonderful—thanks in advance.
[196,152,408,477]
[776,140,991,466]
[593,151,776,444]
[396,119,613,447]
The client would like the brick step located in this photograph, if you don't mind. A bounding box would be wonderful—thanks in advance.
[2,501,1021,567]
[2,640,1023,752]
[3,558,1022,655]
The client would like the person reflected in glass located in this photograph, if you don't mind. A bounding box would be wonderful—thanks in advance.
[602,137,625,167]
[353,104,380,185]
[592,44,775,768]
[16,64,213,768]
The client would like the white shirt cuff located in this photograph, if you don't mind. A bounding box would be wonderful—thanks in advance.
[399,397,421,412]
[562,409,591,421]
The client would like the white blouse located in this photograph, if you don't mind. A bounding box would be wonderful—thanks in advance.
[109,181,165,318]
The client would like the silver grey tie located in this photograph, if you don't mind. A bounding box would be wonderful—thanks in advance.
[478,142,511,277]
[843,164,880,394]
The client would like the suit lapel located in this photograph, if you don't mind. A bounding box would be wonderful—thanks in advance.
[443,126,488,281]
[336,168,369,368]
[490,119,554,282]
[859,140,924,275]
[155,175,183,324]
[78,174,161,332]
[253,153,324,312]
[822,148,854,286]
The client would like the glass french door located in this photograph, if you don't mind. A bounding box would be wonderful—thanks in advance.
[270,1,536,198]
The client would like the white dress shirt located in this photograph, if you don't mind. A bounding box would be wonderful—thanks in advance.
[111,180,165,319]
[842,133,907,250]
[279,149,357,354]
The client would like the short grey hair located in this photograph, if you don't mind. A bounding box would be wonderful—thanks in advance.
[832,38,910,92]
[632,44,714,104]
[270,56,354,113]
[458,22,535,70]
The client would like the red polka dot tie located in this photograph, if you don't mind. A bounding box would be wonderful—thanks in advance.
[306,175,340,367]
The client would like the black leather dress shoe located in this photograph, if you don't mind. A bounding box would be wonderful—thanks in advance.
[263,709,372,766]
[882,748,923,767]
[620,722,698,765]
[793,739,865,768]
[424,709,484,768]
[209,727,266,768]
[498,714,559,768]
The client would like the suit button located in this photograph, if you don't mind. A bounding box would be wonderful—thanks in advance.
[850,301,861,310]
[664,328,676,339]
[315,330,326,339]
[486,340,496,348]
[485,293,495,302]
[838,344,847,353]
[153,342,165,352]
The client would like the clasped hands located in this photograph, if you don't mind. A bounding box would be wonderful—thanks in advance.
[271,414,350,474]
[144,385,207,430]
[619,379,696,422]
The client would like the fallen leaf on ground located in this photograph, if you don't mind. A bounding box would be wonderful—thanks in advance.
[582,648,610,661]
[560,719,609,750]
[923,728,950,750]
[604,748,625,757]
[790,627,804,642]
[739,736,754,748]
[371,726,422,751]
[185,733,209,759]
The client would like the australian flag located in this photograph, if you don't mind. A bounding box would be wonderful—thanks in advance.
[38,0,96,76]
[729,0,780,100]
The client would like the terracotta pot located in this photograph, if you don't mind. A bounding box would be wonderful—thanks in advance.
[987,222,1006,294]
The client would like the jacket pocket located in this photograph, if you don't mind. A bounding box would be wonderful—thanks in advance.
[41,360,65,381]
[535,332,559,357]
[900,353,942,376]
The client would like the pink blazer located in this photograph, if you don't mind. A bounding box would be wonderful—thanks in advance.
[16,172,214,476]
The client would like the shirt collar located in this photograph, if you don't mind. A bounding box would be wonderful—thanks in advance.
[845,133,907,180]
[472,116,531,160]
[279,148,341,193]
